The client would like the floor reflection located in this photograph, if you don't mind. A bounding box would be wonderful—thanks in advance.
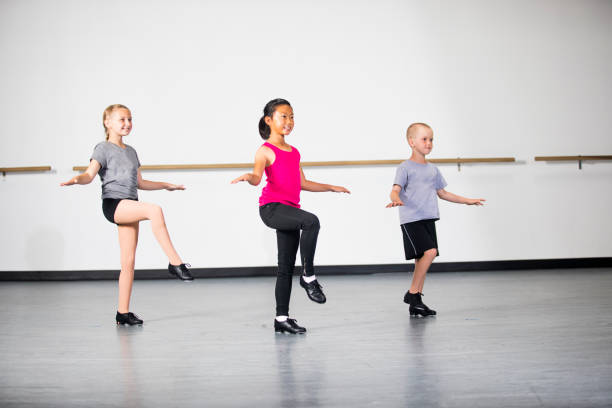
[403,317,440,406]
[116,325,144,408]
[274,334,323,408]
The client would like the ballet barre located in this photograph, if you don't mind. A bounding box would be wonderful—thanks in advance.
[534,155,612,170]
[1,166,52,176]
[72,157,515,172]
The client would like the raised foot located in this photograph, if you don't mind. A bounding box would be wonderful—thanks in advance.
[299,276,326,304]
[168,263,194,281]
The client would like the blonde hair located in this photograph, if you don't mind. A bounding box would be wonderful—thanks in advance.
[406,122,432,141]
[103,104,130,140]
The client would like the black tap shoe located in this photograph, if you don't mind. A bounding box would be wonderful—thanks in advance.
[404,292,436,317]
[168,263,194,281]
[274,318,306,334]
[409,304,437,317]
[299,276,326,304]
[116,311,144,325]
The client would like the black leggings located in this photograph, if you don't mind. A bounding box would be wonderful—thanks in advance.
[259,202,320,316]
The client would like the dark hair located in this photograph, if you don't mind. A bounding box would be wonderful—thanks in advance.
[258,98,291,140]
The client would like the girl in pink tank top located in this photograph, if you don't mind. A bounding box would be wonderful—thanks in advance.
[232,99,350,334]
[259,141,301,208]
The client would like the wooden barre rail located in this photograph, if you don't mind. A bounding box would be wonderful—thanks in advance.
[534,155,612,161]
[534,155,612,169]
[1,166,52,176]
[73,157,516,172]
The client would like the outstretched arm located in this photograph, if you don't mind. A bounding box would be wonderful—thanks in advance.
[300,167,350,193]
[60,160,101,186]
[437,189,485,205]
[138,169,185,191]
[231,146,269,186]
[385,184,404,208]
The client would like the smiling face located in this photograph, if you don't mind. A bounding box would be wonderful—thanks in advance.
[265,104,294,137]
[407,124,433,156]
[104,108,132,139]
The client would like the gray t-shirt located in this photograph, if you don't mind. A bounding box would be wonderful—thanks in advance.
[393,160,447,224]
[91,142,140,200]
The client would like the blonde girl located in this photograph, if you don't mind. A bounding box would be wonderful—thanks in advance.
[61,104,193,325]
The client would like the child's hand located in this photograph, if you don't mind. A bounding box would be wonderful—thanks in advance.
[165,183,185,191]
[386,199,404,208]
[60,177,78,186]
[466,198,485,206]
[331,185,350,194]
[231,174,250,184]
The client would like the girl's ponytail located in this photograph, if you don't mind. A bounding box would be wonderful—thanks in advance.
[259,116,270,140]
[258,98,291,140]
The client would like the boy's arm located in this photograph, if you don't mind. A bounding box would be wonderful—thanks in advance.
[437,189,485,205]
[386,185,404,208]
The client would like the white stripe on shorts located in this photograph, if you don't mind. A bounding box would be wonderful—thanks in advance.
[401,224,417,254]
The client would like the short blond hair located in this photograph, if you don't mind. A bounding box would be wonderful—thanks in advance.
[103,104,130,140]
[406,122,432,141]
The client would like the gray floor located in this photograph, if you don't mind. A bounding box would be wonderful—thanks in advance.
[1,268,611,408]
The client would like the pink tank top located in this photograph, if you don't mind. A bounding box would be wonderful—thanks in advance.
[259,142,302,208]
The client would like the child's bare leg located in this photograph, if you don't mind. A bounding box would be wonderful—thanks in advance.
[114,200,182,265]
[117,222,139,313]
[410,248,437,293]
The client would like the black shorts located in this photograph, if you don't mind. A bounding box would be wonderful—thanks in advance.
[102,198,137,224]
[401,219,439,260]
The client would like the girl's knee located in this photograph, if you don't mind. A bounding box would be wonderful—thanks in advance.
[148,204,164,221]
[303,214,320,231]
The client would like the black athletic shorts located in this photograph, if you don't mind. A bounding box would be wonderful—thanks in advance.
[400,219,439,260]
[102,198,137,224]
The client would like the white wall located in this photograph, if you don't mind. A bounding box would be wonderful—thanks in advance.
[1,0,611,271]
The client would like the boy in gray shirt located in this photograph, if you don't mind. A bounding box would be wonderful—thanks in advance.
[387,123,485,317]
